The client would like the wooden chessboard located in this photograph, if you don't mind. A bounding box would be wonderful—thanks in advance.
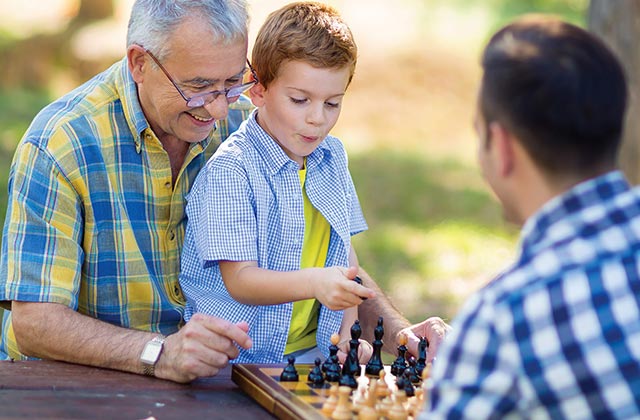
[231,363,411,419]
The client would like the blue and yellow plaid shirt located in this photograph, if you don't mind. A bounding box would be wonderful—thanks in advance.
[0,57,252,359]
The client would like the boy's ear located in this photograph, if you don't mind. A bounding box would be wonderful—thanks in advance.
[489,121,515,177]
[250,83,266,107]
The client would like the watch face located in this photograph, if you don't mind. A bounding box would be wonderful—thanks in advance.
[141,341,163,364]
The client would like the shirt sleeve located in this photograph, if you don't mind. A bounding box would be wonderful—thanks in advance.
[186,153,258,266]
[425,293,522,418]
[1,140,83,309]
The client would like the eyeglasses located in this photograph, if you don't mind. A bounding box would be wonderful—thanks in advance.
[144,49,258,108]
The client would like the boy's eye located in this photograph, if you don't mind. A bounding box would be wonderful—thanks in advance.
[290,97,307,104]
[326,101,340,108]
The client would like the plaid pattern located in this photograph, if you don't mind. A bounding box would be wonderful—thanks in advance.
[180,110,368,363]
[424,171,640,419]
[0,57,253,360]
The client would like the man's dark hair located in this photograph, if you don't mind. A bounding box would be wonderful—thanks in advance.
[480,15,628,177]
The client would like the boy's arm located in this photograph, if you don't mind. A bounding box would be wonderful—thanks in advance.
[218,260,374,310]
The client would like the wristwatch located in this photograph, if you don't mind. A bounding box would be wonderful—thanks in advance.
[140,335,165,377]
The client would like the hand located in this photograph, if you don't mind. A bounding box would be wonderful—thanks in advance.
[155,314,252,383]
[336,338,373,364]
[310,266,376,310]
[398,317,451,363]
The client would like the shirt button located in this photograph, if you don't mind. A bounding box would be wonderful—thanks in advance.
[164,182,171,189]
[169,230,176,241]
[174,285,181,296]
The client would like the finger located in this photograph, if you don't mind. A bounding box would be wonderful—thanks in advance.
[351,277,376,300]
[210,318,253,350]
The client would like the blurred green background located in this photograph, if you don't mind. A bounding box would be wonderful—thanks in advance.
[0,0,588,333]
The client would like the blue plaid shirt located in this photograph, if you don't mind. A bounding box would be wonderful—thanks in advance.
[179,110,367,363]
[425,171,640,419]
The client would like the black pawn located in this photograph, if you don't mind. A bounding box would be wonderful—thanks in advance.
[415,336,428,377]
[323,339,339,373]
[407,357,421,384]
[325,354,341,383]
[307,358,326,388]
[402,368,416,397]
[391,336,408,377]
[365,317,384,376]
[280,356,299,382]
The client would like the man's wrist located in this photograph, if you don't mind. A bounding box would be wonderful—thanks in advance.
[140,335,165,377]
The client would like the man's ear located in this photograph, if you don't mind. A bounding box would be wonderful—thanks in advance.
[489,121,515,177]
[249,83,266,107]
[127,45,147,84]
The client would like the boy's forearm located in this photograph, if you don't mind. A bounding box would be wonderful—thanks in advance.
[221,263,316,305]
[356,267,411,354]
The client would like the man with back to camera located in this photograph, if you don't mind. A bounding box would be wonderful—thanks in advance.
[422,15,639,418]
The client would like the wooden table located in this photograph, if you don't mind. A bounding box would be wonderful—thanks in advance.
[0,360,274,419]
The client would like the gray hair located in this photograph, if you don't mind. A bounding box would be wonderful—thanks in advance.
[127,0,249,60]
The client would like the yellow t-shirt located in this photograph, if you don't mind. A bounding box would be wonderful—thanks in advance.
[284,162,331,354]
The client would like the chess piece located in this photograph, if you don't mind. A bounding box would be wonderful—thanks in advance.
[280,356,299,382]
[387,390,408,420]
[376,369,391,399]
[391,333,408,376]
[308,357,326,388]
[365,317,384,376]
[322,384,339,416]
[323,333,341,373]
[339,346,358,389]
[402,368,415,397]
[407,357,421,384]
[349,320,362,366]
[331,386,353,420]
[415,336,428,377]
[353,275,368,300]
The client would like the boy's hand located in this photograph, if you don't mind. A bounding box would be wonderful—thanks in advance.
[310,266,376,310]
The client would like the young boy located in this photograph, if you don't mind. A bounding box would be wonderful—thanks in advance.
[179,1,375,364]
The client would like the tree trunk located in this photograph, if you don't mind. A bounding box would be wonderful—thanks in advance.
[588,1,640,184]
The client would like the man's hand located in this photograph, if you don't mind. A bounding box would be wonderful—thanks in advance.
[398,316,451,363]
[155,314,252,383]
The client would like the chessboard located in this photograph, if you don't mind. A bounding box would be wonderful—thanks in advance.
[232,363,429,419]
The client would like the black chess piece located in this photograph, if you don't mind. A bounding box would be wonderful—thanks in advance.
[353,275,367,300]
[349,320,362,366]
[391,333,408,377]
[323,334,340,373]
[280,356,299,382]
[338,347,359,389]
[415,336,428,377]
[325,354,341,383]
[407,357,421,384]
[365,317,384,376]
[307,358,326,388]
[402,368,416,397]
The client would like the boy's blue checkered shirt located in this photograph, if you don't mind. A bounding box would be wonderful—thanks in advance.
[425,171,640,419]
[179,110,368,363]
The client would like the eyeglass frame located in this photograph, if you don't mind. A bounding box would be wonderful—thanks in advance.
[143,48,258,108]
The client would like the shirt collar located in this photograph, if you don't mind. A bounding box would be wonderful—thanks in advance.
[244,109,331,174]
[520,170,630,257]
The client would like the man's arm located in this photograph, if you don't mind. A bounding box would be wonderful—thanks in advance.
[356,267,451,361]
[12,301,252,383]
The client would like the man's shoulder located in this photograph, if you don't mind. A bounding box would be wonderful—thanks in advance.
[23,61,126,149]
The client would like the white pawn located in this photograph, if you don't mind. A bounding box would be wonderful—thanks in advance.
[331,386,353,420]
[387,389,408,420]
[322,384,339,417]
